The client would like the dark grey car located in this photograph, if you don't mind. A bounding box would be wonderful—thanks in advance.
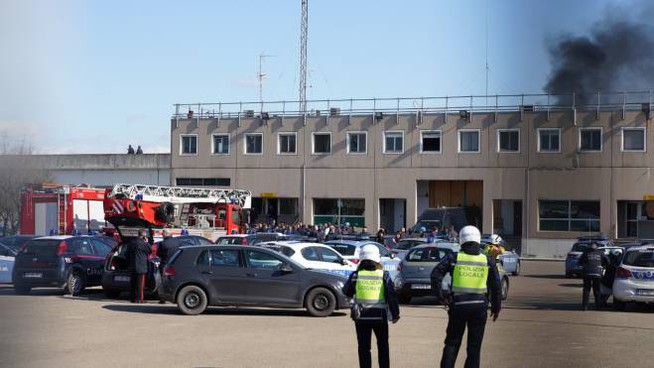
[159,245,350,317]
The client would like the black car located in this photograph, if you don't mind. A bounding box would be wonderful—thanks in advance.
[0,235,38,253]
[12,236,114,295]
[159,245,350,316]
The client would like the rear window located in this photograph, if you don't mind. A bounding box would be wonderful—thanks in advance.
[394,240,423,250]
[326,243,356,256]
[22,239,62,256]
[623,250,654,267]
[406,248,451,262]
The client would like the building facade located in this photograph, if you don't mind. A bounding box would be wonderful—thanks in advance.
[169,93,654,258]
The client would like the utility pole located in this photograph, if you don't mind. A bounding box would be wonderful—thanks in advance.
[299,0,308,113]
[258,52,274,112]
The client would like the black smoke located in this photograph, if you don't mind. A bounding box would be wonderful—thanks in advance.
[544,14,654,105]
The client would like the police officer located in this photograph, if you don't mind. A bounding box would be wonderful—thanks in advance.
[156,229,181,303]
[578,242,609,310]
[431,225,501,368]
[343,244,400,368]
[127,229,151,303]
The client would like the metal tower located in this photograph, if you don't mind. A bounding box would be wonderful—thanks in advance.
[299,0,308,113]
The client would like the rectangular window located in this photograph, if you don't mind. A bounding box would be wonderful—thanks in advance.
[180,135,197,155]
[313,198,365,227]
[212,134,229,155]
[538,128,561,153]
[539,200,600,232]
[347,132,367,154]
[579,128,602,152]
[383,131,404,154]
[312,132,332,155]
[458,130,480,153]
[245,133,263,154]
[279,198,298,216]
[498,129,520,153]
[176,178,231,186]
[420,131,442,153]
[622,128,646,152]
[278,133,297,155]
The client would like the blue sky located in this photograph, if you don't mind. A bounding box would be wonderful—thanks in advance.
[0,0,628,153]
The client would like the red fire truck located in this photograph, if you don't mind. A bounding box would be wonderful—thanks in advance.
[20,183,108,236]
[103,183,252,241]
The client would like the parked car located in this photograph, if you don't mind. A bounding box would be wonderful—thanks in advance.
[481,234,521,276]
[613,245,654,310]
[12,236,114,295]
[215,234,280,246]
[0,242,18,283]
[390,238,428,259]
[565,236,614,278]
[323,239,401,280]
[394,243,509,304]
[174,235,214,246]
[101,239,161,299]
[259,241,356,277]
[159,245,350,316]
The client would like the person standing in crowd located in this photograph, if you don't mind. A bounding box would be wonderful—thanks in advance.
[343,244,400,368]
[127,144,135,154]
[128,229,151,304]
[156,229,181,304]
[136,145,143,154]
[578,242,609,310]
[431,225,501,368]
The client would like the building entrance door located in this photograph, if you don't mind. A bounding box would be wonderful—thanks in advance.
[379,199,406,233]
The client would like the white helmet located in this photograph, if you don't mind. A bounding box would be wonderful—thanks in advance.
[459,226,481,245]
[359,244,381,263]
[488,234,502,245]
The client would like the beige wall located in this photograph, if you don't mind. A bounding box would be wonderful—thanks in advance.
[171,109,653,256]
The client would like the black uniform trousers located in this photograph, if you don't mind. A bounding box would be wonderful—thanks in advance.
[441,305,488,368]
[582,275,601,309]
[130,273,146,303]
[355,321,389,368]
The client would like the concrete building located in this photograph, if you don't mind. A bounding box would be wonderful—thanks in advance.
[169,92,654,258]
[0,154,170,186]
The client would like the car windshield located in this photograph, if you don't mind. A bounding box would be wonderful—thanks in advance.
[572,243,591,252]
[326,243,356,256]
[406,247,451,262]
[394,240,423,250]
[623,250,654,267]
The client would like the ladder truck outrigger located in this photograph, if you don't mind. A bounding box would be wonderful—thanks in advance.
[103,183,252,242]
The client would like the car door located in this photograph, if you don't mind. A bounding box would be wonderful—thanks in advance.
[299,246,326,269]
[242,249,301,305]
[69,238,105,285]
[316,246,355,278]
[0,244,15,283]
[372,242,401,279]
[198,249,249,304]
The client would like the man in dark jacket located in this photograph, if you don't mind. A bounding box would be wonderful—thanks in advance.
[343,244,400,368]
[578,242,609,310]
[156,229,181,304]
[431,225,501,368]
[127,229,151,303]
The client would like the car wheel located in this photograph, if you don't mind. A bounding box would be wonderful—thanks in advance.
[14,282,31,295]
[66,272,85,296]
[305,287,336,317]
[103,289,121,299]
[613,299,626,311]
[398,295,411,304]
[176,285,208,315]
[501,277,509,301]
[512,261,521,276]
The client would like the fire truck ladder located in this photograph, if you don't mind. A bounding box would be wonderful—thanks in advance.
[107,184,253,207]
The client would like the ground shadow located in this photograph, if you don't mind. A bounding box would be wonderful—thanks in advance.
[523,275,568,280]
[102,304,347,318]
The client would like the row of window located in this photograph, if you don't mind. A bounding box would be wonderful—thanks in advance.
[180,127,647,156]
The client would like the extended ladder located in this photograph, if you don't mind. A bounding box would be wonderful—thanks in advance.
[107,184,252,208]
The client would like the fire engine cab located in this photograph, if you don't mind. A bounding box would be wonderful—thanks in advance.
[103,183,252,241]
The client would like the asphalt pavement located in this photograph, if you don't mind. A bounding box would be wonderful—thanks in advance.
[1,261,653,368]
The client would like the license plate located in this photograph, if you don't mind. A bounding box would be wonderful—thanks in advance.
[411,284,431,290]
[24,273,42,278]
[637,289,654,296]
[114,275,131,282]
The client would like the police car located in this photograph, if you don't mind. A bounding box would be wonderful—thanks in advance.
[324,239,401,280]
[259,241,356,278]
[612,245,654,310]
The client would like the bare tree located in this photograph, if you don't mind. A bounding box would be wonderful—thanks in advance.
[0,133,50,235]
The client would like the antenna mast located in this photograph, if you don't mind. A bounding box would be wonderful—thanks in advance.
[258,52,274,112]
[299,0,308,113]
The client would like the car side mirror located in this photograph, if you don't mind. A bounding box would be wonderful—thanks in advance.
[278,263,293,273]
[389,253,396,259]
[340,258,349,266]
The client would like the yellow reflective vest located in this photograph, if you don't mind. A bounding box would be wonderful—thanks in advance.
[452,253,489,295]
[355,269,386,317]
